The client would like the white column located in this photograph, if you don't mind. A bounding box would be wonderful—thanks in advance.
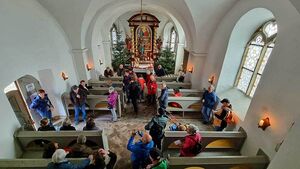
[71,48,89,82]
[175,43,185,73]
[102,40,112,68]
[188,52,207,89]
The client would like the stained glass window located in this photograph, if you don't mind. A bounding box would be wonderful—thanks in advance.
[169,27,178,53]
[236,20,277,97]
[111,24,117,46]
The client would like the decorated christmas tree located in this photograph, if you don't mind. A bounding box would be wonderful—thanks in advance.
[111,31,131,71]
[155,47,176,74]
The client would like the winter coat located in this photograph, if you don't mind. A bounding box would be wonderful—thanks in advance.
[30,94,53,114]
[47,159,90,169]
[155,68,166,77]
[147,81,158,95]
[70,89,87,106]
[123,75,131,87]
[108,91,118,108]
[138,77,146,91]
[117,68,125,77]
[145,115,169,138]
[180,133,202,157]
[128,81,140,99]
[79,84,89,95]
[60,125,76,131]
[70,143,93,158]
[127,136,154,162]
[151,159,168,169]
[104,69,114,77]
[159,88,168,109]
[202,90,217,109]
[38,125,55,131]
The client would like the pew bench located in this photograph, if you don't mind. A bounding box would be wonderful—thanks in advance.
[157,81,191,89]
[157,88,203,97]
[88,80,123,88]
[98,75,178,82]
[88,87,125,109]
[14,129,109,158]
[162,96,202,117]
[168,155,269,169]
[62,93,122,117]
[0,158,88,169]
[162,128,247,155]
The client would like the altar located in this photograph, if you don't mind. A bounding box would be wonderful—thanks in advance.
[127,13,161,69]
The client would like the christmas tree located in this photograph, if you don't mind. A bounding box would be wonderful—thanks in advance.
[155,47,176,74]
[111,31,131,71]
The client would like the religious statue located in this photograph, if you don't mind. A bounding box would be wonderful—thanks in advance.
[125,34,132,50]
[156,36,162,52]
[138,37,145,59]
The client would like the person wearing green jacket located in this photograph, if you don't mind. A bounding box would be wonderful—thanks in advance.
[146,148,168,169]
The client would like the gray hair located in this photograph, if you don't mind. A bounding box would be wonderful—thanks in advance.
[77,135,87,144]
[108,86,115,93]
[187,124,199,135]
[63,118,72,126]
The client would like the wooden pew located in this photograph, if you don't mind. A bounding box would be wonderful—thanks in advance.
[157,81,191,89]
[98,75,178,82]
[157,88,203,97]
[162,128,247,155]
[61,93,122,117]
[88,80,123,88]
[88,87,125,109]
[162,96,201,117]
[0,158,88,169]
[14,129,109,158]
[168,155,269,169]
[88,80,191,89]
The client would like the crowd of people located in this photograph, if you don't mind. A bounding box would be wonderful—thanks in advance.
[28,63,234,169]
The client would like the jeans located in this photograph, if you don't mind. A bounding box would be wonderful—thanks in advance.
[147,94,156,105]
[110,108,117,121]
[74,104,86,124]
[153,136,163,150]
[131,97,138,114]
[202,106,212,123]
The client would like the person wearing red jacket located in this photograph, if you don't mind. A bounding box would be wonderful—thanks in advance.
[179,124,202,157]
[138,74,146,101]
[147,75,158,106]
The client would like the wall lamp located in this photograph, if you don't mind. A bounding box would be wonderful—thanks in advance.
[61,72,68,81]
[208,75,215,85]
[188,67,193,73]
[258,117,270,130]
[99,59,103,65]
[86,64,93,71]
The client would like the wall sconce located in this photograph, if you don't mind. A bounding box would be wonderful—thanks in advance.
[188,67,193,73]
[208,75,215,85]
[86,64,93,71]
[99,59,103,65]
[258,117,270,130]
[61,72,68,81]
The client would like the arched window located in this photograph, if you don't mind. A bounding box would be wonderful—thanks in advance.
[110,24,118,47]
[235,20,277,97]
[169,27,178,53]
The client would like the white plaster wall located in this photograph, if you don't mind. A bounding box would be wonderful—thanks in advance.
[205,0,300,168]
[0,0,77,158]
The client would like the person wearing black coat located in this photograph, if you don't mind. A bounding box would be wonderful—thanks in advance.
[155,65,166,77]
[70,85,88,125]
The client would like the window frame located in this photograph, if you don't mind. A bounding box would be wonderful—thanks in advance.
[169,26,178,54]
[235,20,277,97]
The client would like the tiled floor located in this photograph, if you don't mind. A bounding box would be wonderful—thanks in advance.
[72,102,214,169]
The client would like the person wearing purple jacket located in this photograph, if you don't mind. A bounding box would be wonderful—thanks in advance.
[108,87,118,122]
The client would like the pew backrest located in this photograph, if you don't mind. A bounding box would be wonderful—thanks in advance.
[157,82,191,89]
[162,128,247,153]
[88,80,123,88]
[14,130,109,152]
[0,158,88,169]
[61,92,122,117]
[157,88,204,97]
[168,155,269,169]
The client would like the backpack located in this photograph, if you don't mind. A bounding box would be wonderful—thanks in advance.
[189,135,202,155]
[149,121,164,138]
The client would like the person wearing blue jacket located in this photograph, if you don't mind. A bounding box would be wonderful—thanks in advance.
[201,85,217,124]
[127,131,154,169]
[158,82,168,109]
[47,149,92,169]
[30,89,53,122]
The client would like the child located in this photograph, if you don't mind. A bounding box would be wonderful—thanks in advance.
[107,87,118,122]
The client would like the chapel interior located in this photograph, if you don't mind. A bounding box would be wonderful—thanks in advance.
[0,0,300,169]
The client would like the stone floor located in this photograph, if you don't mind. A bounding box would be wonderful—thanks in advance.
[72,102,214,169]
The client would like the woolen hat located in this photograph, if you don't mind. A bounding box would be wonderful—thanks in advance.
[149,148,161,160]
[52,149,67,163]
[221,98,230,103]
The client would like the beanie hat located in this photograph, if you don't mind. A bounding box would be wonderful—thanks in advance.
[52,149,67,163]
[149,148,161,161]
